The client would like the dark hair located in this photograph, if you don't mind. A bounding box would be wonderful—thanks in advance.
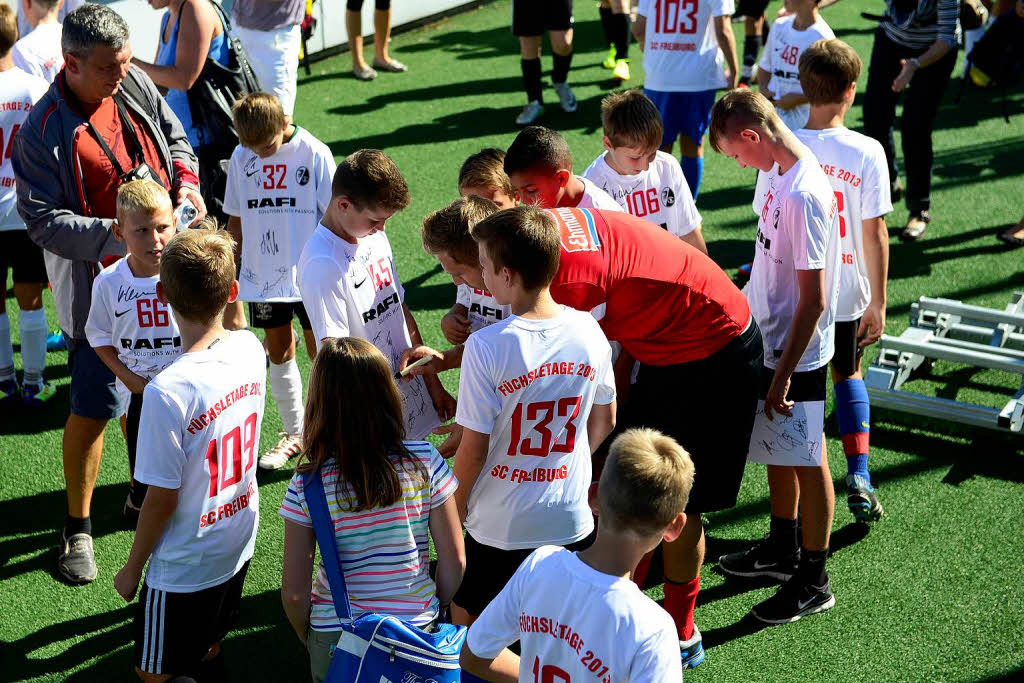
[332,149,412,212]
[297,337,425,511]
[601,89,664,151]
[799,39,863,105]
[469,205,560,291]
[421,195,500,265]
[62,3,130,58]
[503,126,573,176]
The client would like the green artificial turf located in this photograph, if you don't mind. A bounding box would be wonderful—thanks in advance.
[2,2,1023,680]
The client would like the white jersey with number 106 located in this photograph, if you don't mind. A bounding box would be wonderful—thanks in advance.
[135,330,266,593]
[456,307,615,551]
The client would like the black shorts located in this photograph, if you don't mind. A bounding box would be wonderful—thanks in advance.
[247,301,312,330]
[606,320,764,514]
[734,0,771,20]
[454,530,595,617]
[512,0,573,36]
[0,231,47,284]
[757,364,828,402]
[830,319,864,378]
[134,561,250,677]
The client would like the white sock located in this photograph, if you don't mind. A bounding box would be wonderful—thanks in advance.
[0,312,13,382]
[963,26,985,73]
[269,358,304,435]
[19,308,47,386]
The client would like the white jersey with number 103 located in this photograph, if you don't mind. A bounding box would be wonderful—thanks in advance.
[456,307,616,551]
[636,0,736,92]
[134,330,266,593]
[795,127,892,322]
[0,67,48,230]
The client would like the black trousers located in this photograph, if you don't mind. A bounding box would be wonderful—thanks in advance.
[862,28,957,215]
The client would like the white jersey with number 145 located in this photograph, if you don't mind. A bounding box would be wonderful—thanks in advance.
[456,307,615,551]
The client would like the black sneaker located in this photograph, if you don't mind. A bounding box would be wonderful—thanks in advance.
[751,575,835,624]
[57,532,97,584]
[718,535,799,581]
[846,474,884,522]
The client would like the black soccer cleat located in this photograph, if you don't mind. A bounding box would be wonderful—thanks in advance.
[718,536,799,582]
[751,575,835,624]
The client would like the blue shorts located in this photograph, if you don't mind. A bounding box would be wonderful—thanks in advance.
[644,88,718,147]
[67,335,123,420]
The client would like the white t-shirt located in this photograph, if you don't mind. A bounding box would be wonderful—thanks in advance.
[795,127,892,322]
[85,259,182,403]
[576,176,624,212]
[297,225,442,440]
[456,284,512,333]
[467,546,683,683]
[759,14,835,131]
[12,22,64,83]
[582,151,702,237]
[744,156,840,372]
[135,330,265,593]
[456,307,615,550]
[223,127,335,302]
[636,0,736,92]
[0,67,48,231]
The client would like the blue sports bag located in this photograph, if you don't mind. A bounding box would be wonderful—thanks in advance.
[302,470,467,682]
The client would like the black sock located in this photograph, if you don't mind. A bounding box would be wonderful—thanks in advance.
[521,58,543,103]
[798,548,829,586]
[198,647,227,683]
[769,515,799,556]
[552,52,573,84]
[611,13,631,60]
[599,5,614,47]
[130,480,149,508]
[743,34,762,69]
[64,515,91,538]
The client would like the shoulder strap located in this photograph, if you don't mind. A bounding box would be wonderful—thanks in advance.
[302,469,353,621]
[85,120,128,178]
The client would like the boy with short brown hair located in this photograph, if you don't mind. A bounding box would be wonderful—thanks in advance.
[114,228,267,682]
[422,195,511,345]
[504,125,621,211]
[461,428,690,682]
[584,89,707,253]
[223,92,336,470]
[711,88,841,625]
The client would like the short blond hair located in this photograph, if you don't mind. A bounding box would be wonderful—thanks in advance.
[458,148,515,198]
[709,89,784,154]
[601,89,664,151]
[232,92,286,149]
[470,205,560,292]
[160,229,236,324]
[799,39,863,105]
[116,179,173,225]
[599,428,694,535]
[421,195,500,266]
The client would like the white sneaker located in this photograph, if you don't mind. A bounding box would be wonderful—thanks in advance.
[515,100,544,126]
[553,82,578,113]
[258,432,303,470]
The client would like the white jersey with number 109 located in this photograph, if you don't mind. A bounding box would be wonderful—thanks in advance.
[456,307,616,551]
[134,330,266,593]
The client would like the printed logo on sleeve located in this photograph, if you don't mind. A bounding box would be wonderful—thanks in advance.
[549,208,601,253]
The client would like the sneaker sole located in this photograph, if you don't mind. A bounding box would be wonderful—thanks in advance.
[751,594,836,624]
[718,559,794,582]
[681,647,705,669]
[850,501,884,523]
[57,561,97,584]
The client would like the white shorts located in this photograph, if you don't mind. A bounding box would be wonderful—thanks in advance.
[233,24,301,115]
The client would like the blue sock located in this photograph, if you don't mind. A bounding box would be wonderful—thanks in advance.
[680,155,704,199]
[835,378,871,485]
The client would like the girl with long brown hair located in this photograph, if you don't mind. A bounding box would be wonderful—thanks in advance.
[278,337,464,683]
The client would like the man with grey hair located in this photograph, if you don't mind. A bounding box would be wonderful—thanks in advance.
[11,2,206,585]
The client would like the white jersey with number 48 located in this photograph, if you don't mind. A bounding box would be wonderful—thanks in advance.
[456,307,615,551]
[795,127,892,322]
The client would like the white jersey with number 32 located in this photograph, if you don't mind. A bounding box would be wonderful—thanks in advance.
[134,330,266,593]
[456,307,615,551]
